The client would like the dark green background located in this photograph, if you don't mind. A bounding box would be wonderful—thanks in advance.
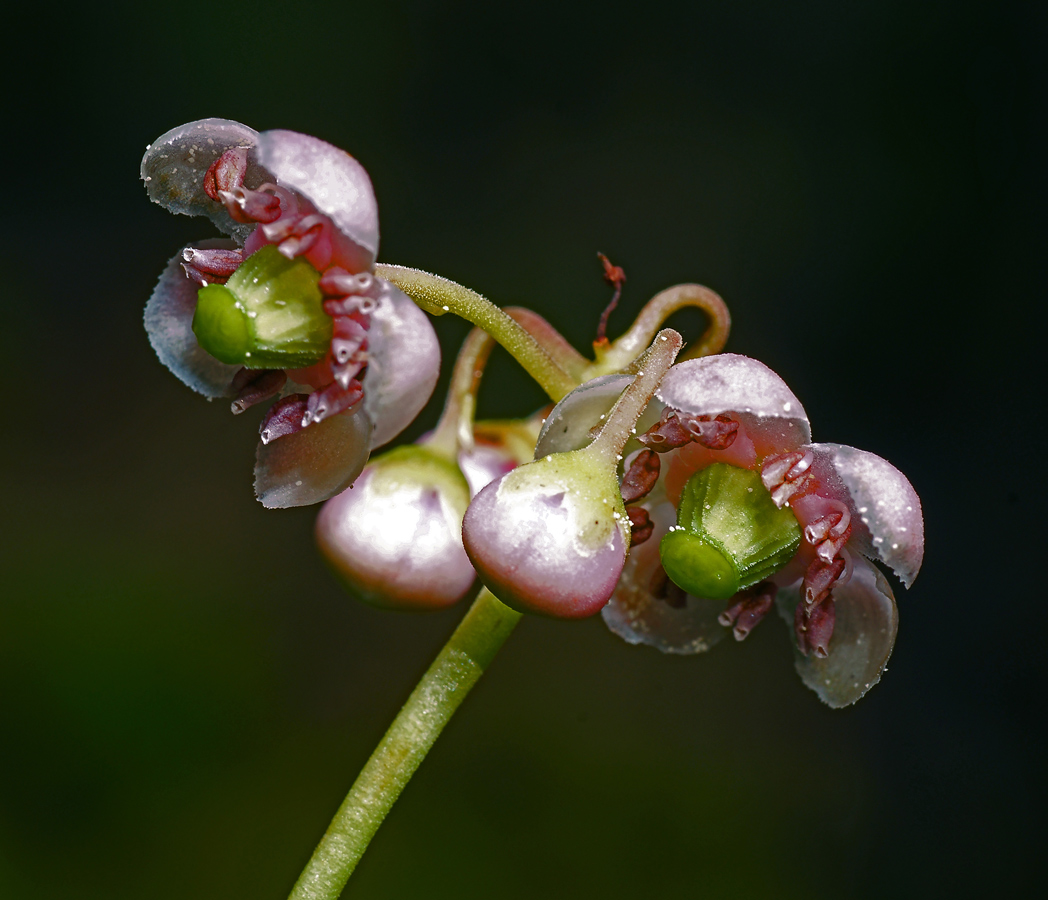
[2,1,1042,897]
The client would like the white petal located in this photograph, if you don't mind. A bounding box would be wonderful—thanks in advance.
[808,443,924,587]
[254,406,372,509]
[143,241,242,398]
[656,355,811,454]
[141,118,269,242]
[364,283,441,448]
[602,501,728,654]
[776,557,899,708]
[256,129,380,266]
[535,374,635,456]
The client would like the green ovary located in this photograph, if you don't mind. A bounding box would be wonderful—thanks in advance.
[192,244,333,369]
[659,462,801,601]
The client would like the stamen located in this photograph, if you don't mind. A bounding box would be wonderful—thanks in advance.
[301,379,364,427]
[804,597,836,658]
[627,506,654,545]
[803,555,846,606]
[621,449,661,503]
[638,409,693,451]
[718,581,777,641]
[681,413,738,449]
[218,186,284,224]
[761,449,815,508]
[230,368,287,414]
[202,148,248,201]
[260,394,311,444]
[182,246,244,278]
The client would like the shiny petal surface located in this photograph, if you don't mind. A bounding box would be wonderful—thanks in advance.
[144,241,242,397]
[458,444,519,497]
[808,443,924,587]
[462,460,629,618]
[364,282,441,448]
[141,119,269,242]
[254,406,372,508]
[657,355,811,456]
[535,374,634,456]
[316,454,475,609]
[602,501,727,654]
[256,129,380,266]
[776,557,899,707]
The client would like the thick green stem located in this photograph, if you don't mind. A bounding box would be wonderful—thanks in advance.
[287,589,522,900]
[376,264,579,401]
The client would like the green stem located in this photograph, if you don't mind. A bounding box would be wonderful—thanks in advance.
[287,589,522,900]
[376,264,579,401]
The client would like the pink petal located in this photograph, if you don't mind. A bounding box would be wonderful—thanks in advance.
[776,557,899,708]
[535,374,635,455]
[254,406,372,509]
[656,355,811,457]
[255,130,380,269]
[808,443,924,587]
[462,464,628,618]
[363,281,441,448]
[457,443,519,497]
[602,501,728,654]
[315,458,475,609]
[143,241,242,397]
[141,119,270,243]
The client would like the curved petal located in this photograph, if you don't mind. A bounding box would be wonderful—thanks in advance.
[141,119,270,242]
[462,455,628,619]
[808,443,924,587]
[458,443,519,497]
[256,129,380,268]
[364,282,441,448]
[315,449,475,609]
[657,354,811,456]
[776,557,899,708]
[144,241,242,398]
[254,406,372,508]
[535,374,634,456]
[602,501,728,654]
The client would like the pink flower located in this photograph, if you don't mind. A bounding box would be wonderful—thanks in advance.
[142,119,439,508]
[538,354,924,707]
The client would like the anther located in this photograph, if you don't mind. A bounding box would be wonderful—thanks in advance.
[682,413,738,449]
[717,581,777,641]
[761,449,815,508]
[230,368,287,414]
[627,506,654,545]
[202,148,248,201]
[259,394,310,444]
[803,555,846,606]
[620,449,661,503]
[181,246,244,280]
[638,409,693,451]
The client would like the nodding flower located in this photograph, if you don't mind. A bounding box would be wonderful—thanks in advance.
[142,119,440,508]
[539,354,924,707]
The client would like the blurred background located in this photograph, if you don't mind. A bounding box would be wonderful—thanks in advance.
[2,0,1043,897]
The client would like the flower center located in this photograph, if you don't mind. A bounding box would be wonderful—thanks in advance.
[659,462,801,600]
[192,245,333,369]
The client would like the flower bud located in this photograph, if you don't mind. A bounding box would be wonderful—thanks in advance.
[316,446,475,610]
[462,449,630,618]
[192,244,333,368]
[660,462,801,600]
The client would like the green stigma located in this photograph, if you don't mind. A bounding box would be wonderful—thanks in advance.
[659,462,801,601]
[192,245,333,369]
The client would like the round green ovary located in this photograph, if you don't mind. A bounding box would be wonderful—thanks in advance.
[192,245,333,369]
[659,462,801,600]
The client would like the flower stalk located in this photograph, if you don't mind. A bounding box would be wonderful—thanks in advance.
[376,264,580,401]
[287,588,522,900]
